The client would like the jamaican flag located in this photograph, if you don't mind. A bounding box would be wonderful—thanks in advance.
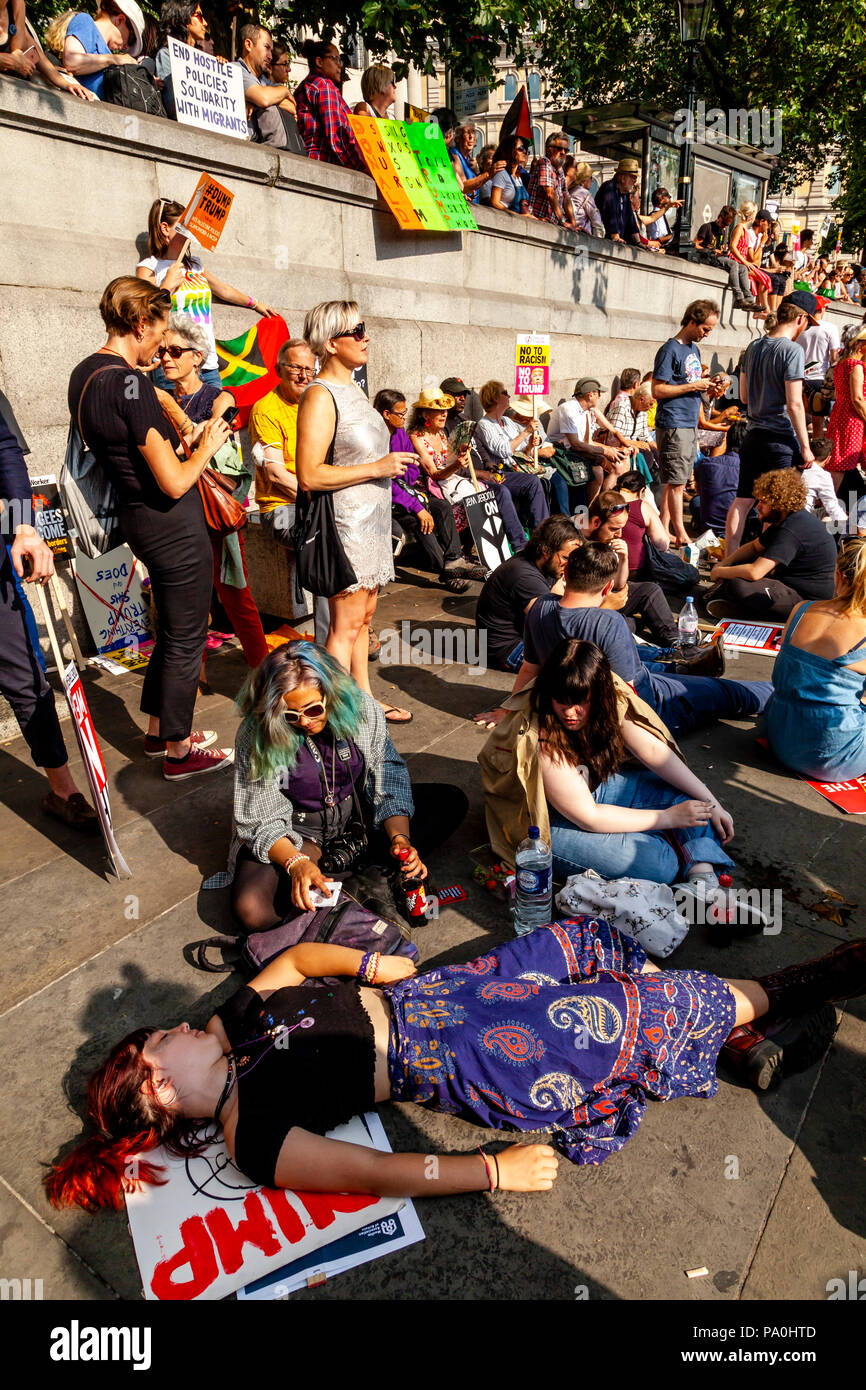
[216,315,289,427]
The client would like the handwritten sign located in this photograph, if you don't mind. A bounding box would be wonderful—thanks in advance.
[179,172,235,252]
[405,121,478,231]
[350,116,477,233]
[515,334,550,396]
[126,1114,405,1300]
[378,119,450,230]
[168,37,247,141]
[72,543,149,655]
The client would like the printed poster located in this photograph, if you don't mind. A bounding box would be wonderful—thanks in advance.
[29,474,71,559]
[179,172,235,252]
[515,335,550,397]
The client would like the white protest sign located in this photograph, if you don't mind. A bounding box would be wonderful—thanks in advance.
[125,1113,404,1301]
[72,542,149,655]
[168,37,247,141]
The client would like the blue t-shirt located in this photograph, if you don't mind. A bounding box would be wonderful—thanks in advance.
[524,597,643,686]
[693,451,740,532]
[66,13,112,99]
[653,336,704,429]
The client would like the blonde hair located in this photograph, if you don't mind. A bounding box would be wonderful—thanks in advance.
[574,161,593,184]
[45,8,76,54]
[303,300,360,359]
[738,200,758,222]
[480,379,506,411]
[360,64,395,102]
[836,536,866,617]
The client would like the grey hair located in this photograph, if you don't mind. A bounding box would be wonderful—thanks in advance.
[167,312,209,361]
[276,336,315,370]
[361,63,395,103]
[303,300,360,359]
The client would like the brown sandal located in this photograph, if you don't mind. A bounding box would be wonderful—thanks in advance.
[42,792,100,832]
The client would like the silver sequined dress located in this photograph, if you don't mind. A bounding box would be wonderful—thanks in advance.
[315,379,394,593]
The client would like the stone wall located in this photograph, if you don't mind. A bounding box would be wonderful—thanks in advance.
[0,79,860,730]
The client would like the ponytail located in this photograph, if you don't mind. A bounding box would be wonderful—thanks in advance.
[146,197,186,258]
[837,535,866,618]
[44,1027,212,1213]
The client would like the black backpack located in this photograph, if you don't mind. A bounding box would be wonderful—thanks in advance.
[102,64,166,118]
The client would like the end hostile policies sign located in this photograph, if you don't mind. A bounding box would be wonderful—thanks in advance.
[168,38,247,140]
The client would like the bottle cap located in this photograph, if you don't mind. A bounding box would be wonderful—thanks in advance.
[718,872,733,886]
[528,826,539,838]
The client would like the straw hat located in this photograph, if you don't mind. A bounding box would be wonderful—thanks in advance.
[510,395,548,415]
[616,158,640,175]
[411,386,454,411]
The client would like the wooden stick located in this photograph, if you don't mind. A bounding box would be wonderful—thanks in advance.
[36,582,66,678]
[49,572,85,668]
[173,235,191,268]
[467,458,480,493]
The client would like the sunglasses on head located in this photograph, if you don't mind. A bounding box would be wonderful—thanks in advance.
[334,322,366,342]
[155,345,193,359]
[283,700,327,725]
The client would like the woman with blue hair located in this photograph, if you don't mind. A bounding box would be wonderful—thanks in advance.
[224,642,467,928]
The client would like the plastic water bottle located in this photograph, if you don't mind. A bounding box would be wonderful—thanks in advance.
[678,595,699,648]
[512,826,553,935]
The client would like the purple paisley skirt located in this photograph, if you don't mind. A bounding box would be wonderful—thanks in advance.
[384,917,735,1165]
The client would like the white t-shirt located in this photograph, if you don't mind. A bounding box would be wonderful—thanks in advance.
[646,211,671,240]
[797,322,841,381]
[137,255,218,371]
[548,398,595,446]
[799,463,846,523]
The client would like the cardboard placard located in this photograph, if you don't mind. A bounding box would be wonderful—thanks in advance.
[125,1113,406,1301]
[349,115,426,230]
[63,661,131,876]
[712,620,783,655]
[29,474,71,559]
[377,119,450,231]
[405,120,478,231]
[72,543,149,655]
[168,37,247,141]
[179,172,235,252]
[515,335,550,397]
[463,486,512,574]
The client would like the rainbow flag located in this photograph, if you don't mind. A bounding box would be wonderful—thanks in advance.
[216,315,289,427]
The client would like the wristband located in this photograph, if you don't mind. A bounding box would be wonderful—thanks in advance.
[282,852,309,874]
[476,1147,495,1192]
[358,951,381,985]
[247,296,255,309]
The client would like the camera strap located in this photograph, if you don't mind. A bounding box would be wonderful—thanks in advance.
[304,735,362,841]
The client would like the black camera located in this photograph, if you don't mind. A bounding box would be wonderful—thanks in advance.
[320,831,367,875]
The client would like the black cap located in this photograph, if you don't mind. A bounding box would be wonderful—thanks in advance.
[440,377,470,395]
[756,208,774,223]
[781,289,819,320]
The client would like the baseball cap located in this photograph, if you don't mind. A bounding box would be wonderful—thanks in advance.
[575,377,602,396]
[781,289,819,321]
[440,377,470,395]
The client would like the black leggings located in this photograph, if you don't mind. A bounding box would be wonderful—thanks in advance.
[394,495,462,572]
[231,782,469,931]
[123,493,213,742]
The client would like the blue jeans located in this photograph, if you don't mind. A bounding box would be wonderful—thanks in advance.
[633,666,774,738]
[490,474,548,551]
[550,768,735,884]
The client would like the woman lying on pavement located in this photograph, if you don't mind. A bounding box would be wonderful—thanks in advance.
[46,916,865,1207]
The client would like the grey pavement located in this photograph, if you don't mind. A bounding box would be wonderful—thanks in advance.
[1,566,864,1302]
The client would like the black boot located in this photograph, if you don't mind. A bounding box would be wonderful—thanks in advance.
[757,939,866,1022]
[719,1006,837,1090]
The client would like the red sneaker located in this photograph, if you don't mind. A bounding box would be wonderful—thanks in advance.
[163,745,234,782]
[145,729,218,759]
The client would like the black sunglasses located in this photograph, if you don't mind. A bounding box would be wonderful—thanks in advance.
[155,345,193,359]
[334,322,366,342]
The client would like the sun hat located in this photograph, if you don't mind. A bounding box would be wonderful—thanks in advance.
[113,0,145,58]
[616,158,640,175]
[510,395,548,415]
[412,386,455,411]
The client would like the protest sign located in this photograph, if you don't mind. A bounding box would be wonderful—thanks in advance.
[403,102,431,123]
[378,119,450,230]
[805,775,866,815]
[179,172,235,252]
[30,475,71,559]
[168,37,247,141]
[405,121,478,231]
[125,1113,407,1300]
[463,487,511,574]
[349,115,427,230]
[515,335,550,397]
[72,542,149,655]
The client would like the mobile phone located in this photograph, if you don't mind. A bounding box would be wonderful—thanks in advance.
[221,404,239,429]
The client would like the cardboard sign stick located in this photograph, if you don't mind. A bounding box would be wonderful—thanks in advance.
[173,236,192,268]
[49,573,85,668]
[37,583,132,878]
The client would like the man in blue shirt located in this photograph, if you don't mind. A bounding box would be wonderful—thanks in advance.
[595,158,642,245]
[652,298,726,546]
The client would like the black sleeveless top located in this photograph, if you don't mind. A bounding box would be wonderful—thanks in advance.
[215,982,377,1188]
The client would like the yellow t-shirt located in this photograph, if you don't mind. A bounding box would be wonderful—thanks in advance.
[249,389,298,513]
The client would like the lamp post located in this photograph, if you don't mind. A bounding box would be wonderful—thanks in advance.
[673,0,713,257]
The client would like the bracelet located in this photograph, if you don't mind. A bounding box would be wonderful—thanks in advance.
[247,296,255,309]
[282,852,309,874]
[390,833,410,849]
[476,1146,495,1193]
[358,951,381,986]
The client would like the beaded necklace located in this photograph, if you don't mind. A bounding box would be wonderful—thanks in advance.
[213,1014,315,1124]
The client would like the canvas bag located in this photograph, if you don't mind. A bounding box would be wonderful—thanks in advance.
[59,364,126,559]
[194,891,418,978]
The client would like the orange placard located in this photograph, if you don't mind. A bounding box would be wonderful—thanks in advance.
[348,116,425,231]
[179,173,235,252]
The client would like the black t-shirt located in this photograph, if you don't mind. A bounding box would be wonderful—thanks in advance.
[759,508,837,599]
[696,219,725,251]
[476,554,552,667]
[68,353,183,511]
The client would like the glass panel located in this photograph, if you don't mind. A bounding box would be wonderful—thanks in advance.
[504,73,517,102]
[528,72,541,101]
[731,171,761,213]
[648,141,680,210]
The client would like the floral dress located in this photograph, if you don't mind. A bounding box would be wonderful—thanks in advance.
[384,916,735,1165]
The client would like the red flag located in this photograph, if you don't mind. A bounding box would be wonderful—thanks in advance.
[215,315,289,428]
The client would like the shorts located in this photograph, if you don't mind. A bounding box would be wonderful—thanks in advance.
[656,427,697,486]
[737,428,803,498]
